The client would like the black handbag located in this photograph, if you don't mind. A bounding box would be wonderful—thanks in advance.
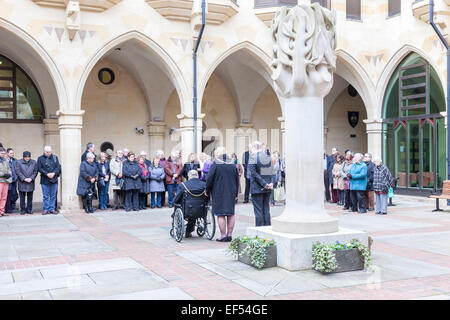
[116,177,125,190]
[86,187,97,200]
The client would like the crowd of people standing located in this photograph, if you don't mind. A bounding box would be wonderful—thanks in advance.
[0,144,60,216]
[324,148,394,215]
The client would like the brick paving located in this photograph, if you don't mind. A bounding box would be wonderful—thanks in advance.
[0,195,449,299]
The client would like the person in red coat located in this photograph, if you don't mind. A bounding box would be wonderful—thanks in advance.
[164,151,183,208]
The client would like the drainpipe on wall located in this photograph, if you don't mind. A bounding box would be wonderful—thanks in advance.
[429,0,450,195]
[193,0,206,154]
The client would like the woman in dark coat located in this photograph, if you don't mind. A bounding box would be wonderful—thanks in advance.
[138,155,150,210]
[182,153,201,180]
[76,152,98,214]
[206,147,239,242]
[97,152,111,210]
[15,151,38,214]
[122,152,142,212]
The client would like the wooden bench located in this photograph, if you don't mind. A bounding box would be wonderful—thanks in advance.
[428,180,450,212]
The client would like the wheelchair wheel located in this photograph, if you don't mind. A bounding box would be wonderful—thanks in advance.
[173,208,184,242]
[203,206,216,240]
[196,221,205,237]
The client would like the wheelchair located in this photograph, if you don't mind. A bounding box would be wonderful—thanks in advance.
[169,189,216,242]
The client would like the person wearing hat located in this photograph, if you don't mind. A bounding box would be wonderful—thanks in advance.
[15,151,38,214]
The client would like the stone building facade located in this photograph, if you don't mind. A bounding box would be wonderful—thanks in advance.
[0,0,448,211]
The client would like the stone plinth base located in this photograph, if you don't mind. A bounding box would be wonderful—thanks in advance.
[246,226,368,271]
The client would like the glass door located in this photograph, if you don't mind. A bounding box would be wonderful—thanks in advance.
[395,123,407,187]
[408,120,420,188]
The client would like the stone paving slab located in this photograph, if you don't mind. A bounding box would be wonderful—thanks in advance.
[336,214,437,232]
[12,269,43,282]
[0,272,13,285]
[91,209,172,226]
[0,215,77,233]
[0,274,94,296]
[49,277,169,300]
[0,231,114,262]
[87,268,167,286]
[376,231,450,256]
[39,258,146,278]
[98,287,194,300]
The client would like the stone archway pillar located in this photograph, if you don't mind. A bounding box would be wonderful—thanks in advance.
[178,113,203,162]
[57,110,84,212]
[147,121,166,158]
[364,119,383,157]
[43,118,60,159]
[234,123,258,155]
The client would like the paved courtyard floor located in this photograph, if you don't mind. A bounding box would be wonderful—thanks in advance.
[0,195,450,300]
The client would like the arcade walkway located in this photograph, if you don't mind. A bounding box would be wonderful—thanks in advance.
[0,196,450,300]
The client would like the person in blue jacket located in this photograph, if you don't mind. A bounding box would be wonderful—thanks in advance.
[347,153,368,214]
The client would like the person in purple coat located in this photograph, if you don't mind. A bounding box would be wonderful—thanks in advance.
[199,152,212,182]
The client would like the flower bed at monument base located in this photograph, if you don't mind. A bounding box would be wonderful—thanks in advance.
[312,239,371,274]
[228,236,277,269]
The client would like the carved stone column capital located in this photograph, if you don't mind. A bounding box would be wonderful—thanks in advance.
[56,110,85,130]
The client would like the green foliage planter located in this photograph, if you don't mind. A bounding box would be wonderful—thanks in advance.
[228,236,277,269]
[312,239,371,274]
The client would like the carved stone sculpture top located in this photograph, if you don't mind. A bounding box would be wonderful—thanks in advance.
[271,3,337,98]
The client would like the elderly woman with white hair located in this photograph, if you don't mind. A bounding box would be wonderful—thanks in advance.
[372,156,393,215]
[347,152,368,214]
[76,152,99,214]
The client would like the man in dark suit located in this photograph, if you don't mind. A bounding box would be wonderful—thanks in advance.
[173,170,207,238]
[327,147,339,203]
[249,141,274,227]
[81,142,97,163]
[242,144,252,203]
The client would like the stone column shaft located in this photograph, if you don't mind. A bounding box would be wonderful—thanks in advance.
[43,118,60,158]
[178,114,203,162]
[272,97,338,234]
[364,119,383,157]
[57,110,84,212]
[147,121,166,158]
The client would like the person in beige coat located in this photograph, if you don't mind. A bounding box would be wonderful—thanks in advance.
[110,150,124,210]
[0,147,12,216]
[332,155,345,206]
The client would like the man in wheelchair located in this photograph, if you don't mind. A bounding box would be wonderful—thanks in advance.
[173,169,208,238]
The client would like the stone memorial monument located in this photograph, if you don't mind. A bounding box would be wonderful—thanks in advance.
[247,3,368,271]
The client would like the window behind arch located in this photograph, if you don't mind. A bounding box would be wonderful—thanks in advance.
[0,54,44,122]
[388,0,401,17]
[346,0,361,21]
